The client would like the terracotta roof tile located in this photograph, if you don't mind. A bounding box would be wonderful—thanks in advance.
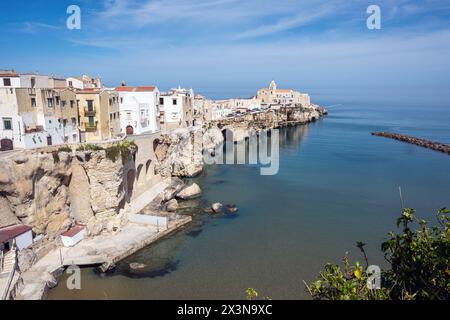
[0,225,32,244]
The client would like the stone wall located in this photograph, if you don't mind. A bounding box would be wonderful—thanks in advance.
[0,145,137,239]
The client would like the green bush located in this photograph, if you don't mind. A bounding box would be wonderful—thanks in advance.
[76,144,104,152]
[105,140,137,164]
[307,208,449,300]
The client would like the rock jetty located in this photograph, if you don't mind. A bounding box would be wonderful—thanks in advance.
[372,132,450,155]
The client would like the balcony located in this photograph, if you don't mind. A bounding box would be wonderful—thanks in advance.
[84,107,96,116]
[83,122,98,132]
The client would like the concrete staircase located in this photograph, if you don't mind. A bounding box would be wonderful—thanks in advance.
[1,251,15,274]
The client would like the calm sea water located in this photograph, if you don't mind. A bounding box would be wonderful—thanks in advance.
[49,87,450,300]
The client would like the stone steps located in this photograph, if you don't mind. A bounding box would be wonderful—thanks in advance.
[1,251,15,274]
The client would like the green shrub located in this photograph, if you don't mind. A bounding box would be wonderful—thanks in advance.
[105,140,137,164]
[57,146,72,153]
[307,208,450,300]
[76,144,104,152]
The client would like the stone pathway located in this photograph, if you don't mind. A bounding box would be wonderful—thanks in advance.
[14,215,192,300]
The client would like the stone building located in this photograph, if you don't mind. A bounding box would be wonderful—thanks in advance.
[257,80,311,108]
[76,88,115,143]
[0,70,81,150]
[115,85,160,136]
[160,87,194,131]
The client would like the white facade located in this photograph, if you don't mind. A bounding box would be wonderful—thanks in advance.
[61,228,86,247]
[116,86,161,135]
[211,103,233,120]
[0,88,22,148]
[19,74,50,89]
[66,77,84,89]
[15,230,33,251]
[160,87,194,128]
[0,88,74,150]
[0,73,21,88]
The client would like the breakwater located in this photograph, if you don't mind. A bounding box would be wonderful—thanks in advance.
[372,132,450,155]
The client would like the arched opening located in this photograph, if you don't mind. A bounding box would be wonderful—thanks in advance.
[145,160,152,174]
[126,126,134,136]
[0,138,13,151]
[153,139,160,153]
[221,129,233,142]
[145,160,153,181]
[136,164,144,182]
[126,169,136,200]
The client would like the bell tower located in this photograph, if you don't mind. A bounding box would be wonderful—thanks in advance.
[269,80,277,90]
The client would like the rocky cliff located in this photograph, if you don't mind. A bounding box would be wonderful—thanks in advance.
[153,105,327,178]
[0,143,137,239]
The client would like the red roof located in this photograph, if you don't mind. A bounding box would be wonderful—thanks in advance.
[0,225,32,244]
[61,225,85,238]
[0,73,19,78]
[115,86,156,92]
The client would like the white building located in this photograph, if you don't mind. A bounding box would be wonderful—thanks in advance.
[160,87,195,130]
[0,83,78,151]
[257,80,311,108]
[0,70,21,88]
[61,225,86,247]
[210,102,233,120]
[0,225,33,252]
[115,86,160,135]
[19,73,50,89]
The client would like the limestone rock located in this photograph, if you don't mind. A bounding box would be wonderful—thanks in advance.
[165,199,179,212]
[176,183,202,200]
[69,163,94,224]
[161,178,185,201]
[129,262,146,270]
[18,248,37,272]
[46,214,72,239]
[86,218,104,237]
[211,203,223,213]
[0,197,20,228]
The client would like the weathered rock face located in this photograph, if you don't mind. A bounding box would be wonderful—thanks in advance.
[154,128,204,178]
[153,106,326,179]
[68,163,94,225]
[0,146,136,239]
[176,183,202,200]
[0,197,20,228]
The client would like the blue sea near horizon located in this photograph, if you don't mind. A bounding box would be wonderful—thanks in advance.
[48,86,450,300]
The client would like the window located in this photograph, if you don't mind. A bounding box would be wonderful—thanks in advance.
[160,97,164,104]
[63,119,68,127]
[31,97,36,107]
[110,114,113,121]
[61,100,66,108]
[69,81,73,87]
[88,116,95,126]
[87,100,94,111]
[76,100,80,107]
[173,99,177,105]
[2,118,12,130]
[3,78,11,87]
[70,100,75,108]
[71,117,77,127]
[47,98,53,108]
[120,97,123,103]
[55,97,60,105]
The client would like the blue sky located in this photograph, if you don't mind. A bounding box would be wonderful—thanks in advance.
[1,0,450,93]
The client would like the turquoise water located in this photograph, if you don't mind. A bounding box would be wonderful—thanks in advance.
[48,87,450,300]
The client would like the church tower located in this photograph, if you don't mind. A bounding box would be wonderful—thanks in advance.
[269,80,277,90]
